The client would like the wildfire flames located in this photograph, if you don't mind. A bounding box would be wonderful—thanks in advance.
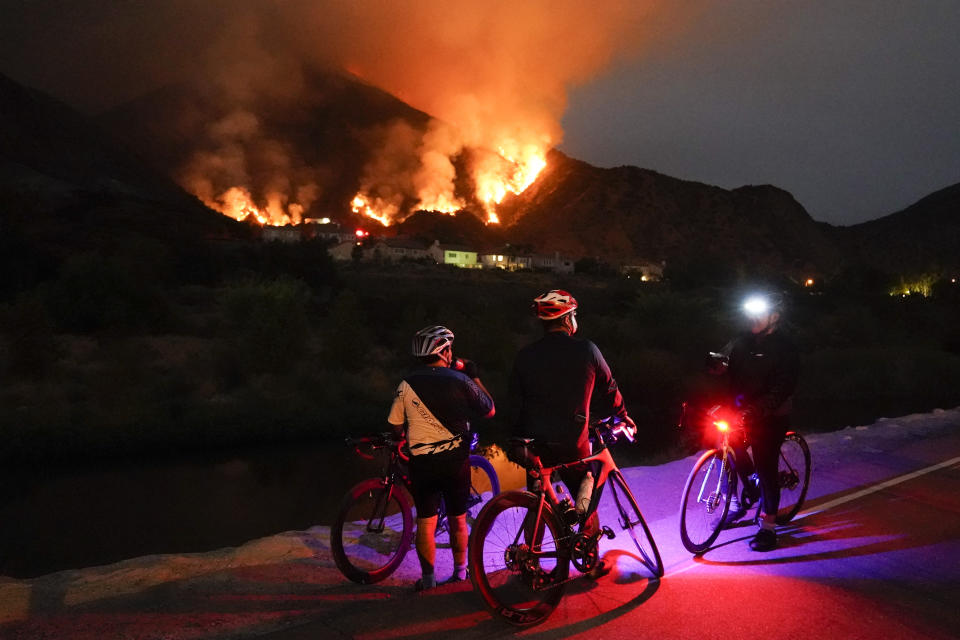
[352,145,547,227]
[202,187,306,226]
[474,146,548,224]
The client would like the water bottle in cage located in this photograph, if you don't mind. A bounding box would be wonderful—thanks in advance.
[576,471,594,514]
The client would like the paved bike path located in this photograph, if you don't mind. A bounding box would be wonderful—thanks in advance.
[0,408,957,639]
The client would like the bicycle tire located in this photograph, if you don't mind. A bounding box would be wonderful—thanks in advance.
[608,470,664,577]
[469,491,570,627]
[775,432,811,525]
[331,478,414,584]
[467,454,500,519]
[679,447,734,554]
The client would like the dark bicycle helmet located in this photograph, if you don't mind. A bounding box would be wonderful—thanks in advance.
[411,325,454,357]
[532,289,578,320]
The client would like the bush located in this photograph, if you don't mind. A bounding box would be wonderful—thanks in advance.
[217,276,312,375]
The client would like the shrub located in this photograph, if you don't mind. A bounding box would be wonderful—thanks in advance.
[218,276,312,375]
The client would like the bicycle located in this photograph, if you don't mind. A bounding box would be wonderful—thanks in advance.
[331,432,500,584]
[678,404,811,554]
[469,418,663,627]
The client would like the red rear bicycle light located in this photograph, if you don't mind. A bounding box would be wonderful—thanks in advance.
[714,420,729,432]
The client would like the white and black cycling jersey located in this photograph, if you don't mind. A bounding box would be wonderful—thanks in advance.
[387,366,494,456]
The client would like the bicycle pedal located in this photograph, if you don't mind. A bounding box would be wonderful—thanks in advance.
[600,526,615,540]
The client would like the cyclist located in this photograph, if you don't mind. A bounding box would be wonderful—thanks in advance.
[387,325,495,590]
[708,291,800,551]
[508,289,637,576]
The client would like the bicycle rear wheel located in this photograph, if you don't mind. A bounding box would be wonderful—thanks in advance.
[775,432,811,524]
[436,454,502,537]
[469,491,569,627]
[467,454,500,523]
[331,478,414,584]
[679,448,734,554]
[608,470,664,577]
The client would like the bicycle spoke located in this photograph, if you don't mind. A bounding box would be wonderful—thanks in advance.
[332,479,414,584]
[470,492,569,627]
[680,449,733,554]
[775,434,810,524]
[609,471,663,577]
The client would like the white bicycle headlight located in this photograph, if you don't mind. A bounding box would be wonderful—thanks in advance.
[742,295,770,317]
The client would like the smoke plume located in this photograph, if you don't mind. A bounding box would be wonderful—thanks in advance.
[2,0,690,224]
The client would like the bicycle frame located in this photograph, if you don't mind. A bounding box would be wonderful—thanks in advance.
[517,424,627,561]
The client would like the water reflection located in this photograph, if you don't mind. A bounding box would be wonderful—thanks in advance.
[0,443,527,579]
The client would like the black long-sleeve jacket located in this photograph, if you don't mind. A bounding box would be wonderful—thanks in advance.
[508,332,627,455]
[721,329,800,420]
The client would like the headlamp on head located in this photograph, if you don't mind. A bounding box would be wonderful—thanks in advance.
[742,295,771,318]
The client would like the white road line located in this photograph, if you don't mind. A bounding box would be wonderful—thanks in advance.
[663,454,960,577]
[794,454,960,521]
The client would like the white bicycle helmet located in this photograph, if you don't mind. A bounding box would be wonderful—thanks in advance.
[411,325,454,357]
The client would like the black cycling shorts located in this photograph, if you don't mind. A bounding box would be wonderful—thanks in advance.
[408,450,470,519]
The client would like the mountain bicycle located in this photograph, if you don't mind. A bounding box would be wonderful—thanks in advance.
[331,432,500,584]
[469,418,663,627]
[678,404,811,554]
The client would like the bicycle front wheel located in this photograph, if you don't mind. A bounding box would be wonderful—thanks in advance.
[608,470,664,577]
[775,432,811,524]
[469,491,570,627]
[679,448,734,554]
[331,478,414,584]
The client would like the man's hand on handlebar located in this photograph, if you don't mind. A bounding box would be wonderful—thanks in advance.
[619,415,637,442]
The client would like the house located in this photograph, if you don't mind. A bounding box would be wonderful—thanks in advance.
[429,242,481,268]
[261,225,302,243]
[302,220,360,244]
[328,239,363,261]
[530,252,575,274]
[369,237,436,262]
[479,251,532,271]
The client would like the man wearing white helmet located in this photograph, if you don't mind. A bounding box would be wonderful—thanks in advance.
[708,291,800,551]
[388,325,495,590]
[508,290,637,576]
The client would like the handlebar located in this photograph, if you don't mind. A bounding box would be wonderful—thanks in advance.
[591,416,636,444]
[345,433,403,460]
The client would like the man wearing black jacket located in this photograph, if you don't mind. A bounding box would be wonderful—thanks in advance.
[710,292,800,551]
[509,290,637,574]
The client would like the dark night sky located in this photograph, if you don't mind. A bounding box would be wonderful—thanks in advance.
[1,0,958,226]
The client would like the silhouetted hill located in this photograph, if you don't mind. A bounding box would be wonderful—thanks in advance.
[839,182,960,273]
[101,69,432,217]
[0,72,237,242]
[9,67,960,281]
[498,150,841,276]
[0,72,248,298]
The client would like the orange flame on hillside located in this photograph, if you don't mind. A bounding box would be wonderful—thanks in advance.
[205,187,305,226]
[474,146,547,224]
[351,194,396,226]
[352,144,547,227]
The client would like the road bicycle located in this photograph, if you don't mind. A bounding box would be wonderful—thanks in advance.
[331,432,500,584]
[678,404,811,554]
[469,418,663,627]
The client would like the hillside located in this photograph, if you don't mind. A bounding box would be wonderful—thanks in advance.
[838,182,960,273]
[5,69,959,279]
[498,150,841,275]
[101,69,433,217]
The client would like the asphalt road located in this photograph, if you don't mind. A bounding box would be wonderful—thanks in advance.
[266,419,960,640]
[1,413,958,639]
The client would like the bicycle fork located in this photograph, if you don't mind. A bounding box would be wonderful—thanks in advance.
[697,453,731,514]
[366,480,395,534]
